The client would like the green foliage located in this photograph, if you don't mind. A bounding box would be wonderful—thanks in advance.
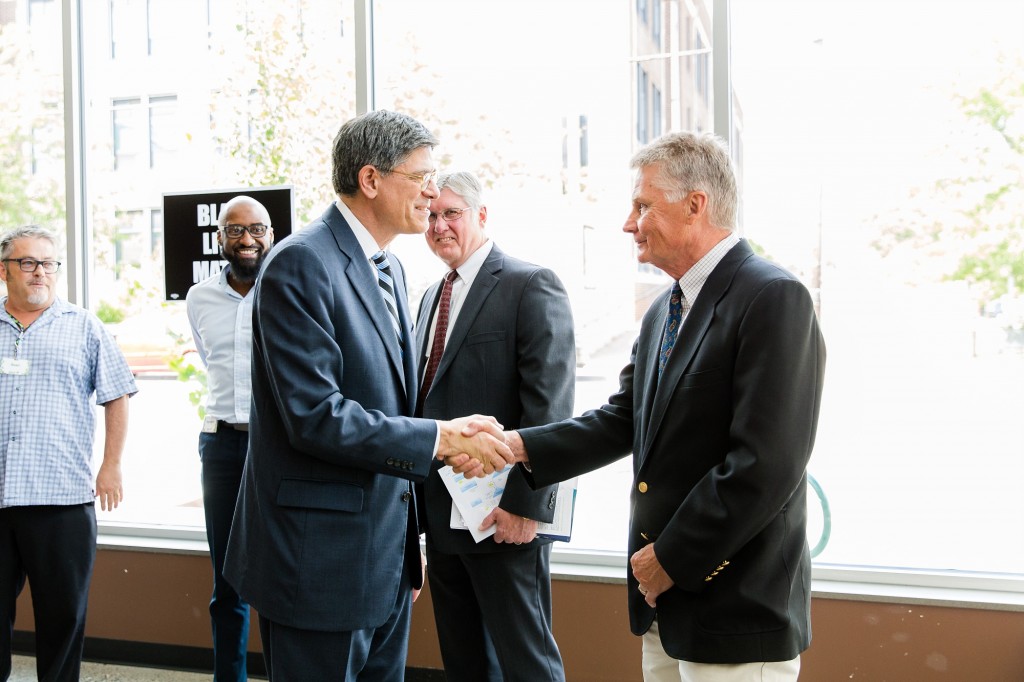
[94,300,126,324]
[166,328,208,419]
[871,61,1024,306]
[0,25,65,231]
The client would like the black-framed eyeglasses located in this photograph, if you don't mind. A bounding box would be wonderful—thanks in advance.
[2,258,62,274]
[222,223,270,239]
[428,207,473,225]
[390,168,439,191]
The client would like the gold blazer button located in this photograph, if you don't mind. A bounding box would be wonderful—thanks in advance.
[638,481,648,493]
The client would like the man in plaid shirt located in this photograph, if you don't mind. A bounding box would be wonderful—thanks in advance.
[0,225,137,682]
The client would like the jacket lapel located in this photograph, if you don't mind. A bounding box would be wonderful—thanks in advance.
[325,205,407,393]
[639,241,754,463]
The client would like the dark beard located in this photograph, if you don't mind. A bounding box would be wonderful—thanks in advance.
[224,249,266,283]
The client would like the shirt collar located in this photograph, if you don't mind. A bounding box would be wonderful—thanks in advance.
[335,198,384,261]
[451,239,493,286]
[677,232,741,307]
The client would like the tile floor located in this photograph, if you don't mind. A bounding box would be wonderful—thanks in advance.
[9,655,213,681]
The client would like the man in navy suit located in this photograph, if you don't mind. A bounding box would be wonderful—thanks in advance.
[457,131,825,682]
[224,110,512,681]
[415,172,575,681]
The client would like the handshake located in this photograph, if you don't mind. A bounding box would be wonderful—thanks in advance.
[436,415,519,478]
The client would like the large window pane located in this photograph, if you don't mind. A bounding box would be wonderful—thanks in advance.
[374,0,677,553]
[80,0,355,529]
[732,0,1024,573]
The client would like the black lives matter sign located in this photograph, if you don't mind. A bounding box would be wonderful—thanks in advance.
[163,186,293,301]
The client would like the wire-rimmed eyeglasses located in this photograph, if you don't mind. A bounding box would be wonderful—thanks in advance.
[390,168,439,191]
[428,207,473,225]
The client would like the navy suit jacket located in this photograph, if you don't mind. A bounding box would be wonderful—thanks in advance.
[224,203,437,632]
[415,244,575,554]
[520,239,826,663]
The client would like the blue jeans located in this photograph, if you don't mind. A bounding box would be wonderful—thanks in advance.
[199,428,250,682]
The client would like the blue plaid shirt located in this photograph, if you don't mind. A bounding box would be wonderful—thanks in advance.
[0,297,138,507]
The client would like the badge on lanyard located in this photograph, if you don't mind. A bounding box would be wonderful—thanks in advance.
[0,357,30,375]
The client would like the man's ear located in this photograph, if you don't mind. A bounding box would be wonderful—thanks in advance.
[357,164,381,199]
[478,205,488,228]
[688,190,709,220]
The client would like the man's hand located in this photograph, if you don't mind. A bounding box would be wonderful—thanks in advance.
[95,462,123,511]
[437,415,513,477]
[630,543,674,608]
[480,508,538,545]
[412,551,427,603]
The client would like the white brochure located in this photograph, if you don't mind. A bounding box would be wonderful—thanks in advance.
[440,464,577,543]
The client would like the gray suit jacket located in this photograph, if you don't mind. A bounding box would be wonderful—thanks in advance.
[520,240,825,663]
[224,203,437,632]
[415,243,575,554]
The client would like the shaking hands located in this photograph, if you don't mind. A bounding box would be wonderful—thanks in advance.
[437,415,514,477]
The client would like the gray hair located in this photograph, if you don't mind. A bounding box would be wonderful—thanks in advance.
[437,171,484,208]
[331,110,439,196]
[0,225,62,261]
[630,132,738,230]
[217,195,272,229]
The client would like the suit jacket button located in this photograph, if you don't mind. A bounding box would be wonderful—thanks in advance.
[638,481,648,493]
[401,491,412,502]
[386,457,395,467]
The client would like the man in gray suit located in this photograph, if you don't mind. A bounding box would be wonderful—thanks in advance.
[224,111,512,681]
[415,172,575,682]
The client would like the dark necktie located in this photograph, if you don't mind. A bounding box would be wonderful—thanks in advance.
[418,270,457,407]
[371,251,403,350]
[658,283,684,377]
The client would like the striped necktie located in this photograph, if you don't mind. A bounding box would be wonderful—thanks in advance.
[658,283,684,376]
[371,250,403,349]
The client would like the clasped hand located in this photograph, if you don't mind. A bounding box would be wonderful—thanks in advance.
[437,414,513,477]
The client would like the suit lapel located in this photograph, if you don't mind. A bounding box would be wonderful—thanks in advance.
[640,241,754,463]
[431,244,502,388]
[324,205,407,393]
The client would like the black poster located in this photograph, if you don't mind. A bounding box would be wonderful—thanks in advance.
[162,186,294,302]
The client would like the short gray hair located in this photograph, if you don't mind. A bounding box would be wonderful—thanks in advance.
[0,225,62,261]
[630,132,738,230]
[331,110,439,196]
[437,171,484,208]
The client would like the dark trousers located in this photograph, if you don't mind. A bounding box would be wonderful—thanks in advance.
[0,503,96,682]
[199,429,250,682]
[426,542,565,682]
[258,568,412,681]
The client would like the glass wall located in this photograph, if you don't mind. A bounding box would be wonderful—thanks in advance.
[3,0,1023,583]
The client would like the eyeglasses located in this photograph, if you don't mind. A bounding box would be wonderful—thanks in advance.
[390,168,439,191]
[222,223,270,239]
[2,258,62,274]
[428,207,473,225]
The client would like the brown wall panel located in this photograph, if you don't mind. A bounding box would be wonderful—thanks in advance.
[14,549,1024,681]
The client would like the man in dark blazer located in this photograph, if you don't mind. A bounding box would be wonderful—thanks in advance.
[415,171,575,682]
[223,111,512,681]
[456,132,825,681]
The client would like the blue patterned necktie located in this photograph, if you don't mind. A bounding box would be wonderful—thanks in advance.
[658,283,684,377]
[371,250,403,350]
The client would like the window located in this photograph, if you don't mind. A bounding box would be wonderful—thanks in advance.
[148,95,178,168]
[731,0,1024,574]
[13,0,1024,591]
[112,97,144,171]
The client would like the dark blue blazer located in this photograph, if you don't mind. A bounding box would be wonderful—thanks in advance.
[224,203,437,632]
[520,239,826,663]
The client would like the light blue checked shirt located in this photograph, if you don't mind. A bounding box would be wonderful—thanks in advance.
[0,297,138,507]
